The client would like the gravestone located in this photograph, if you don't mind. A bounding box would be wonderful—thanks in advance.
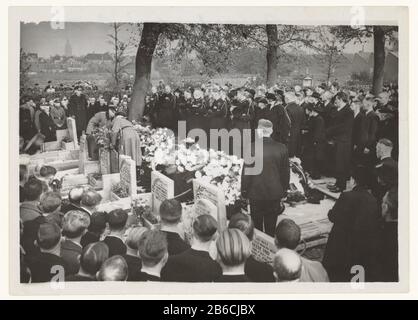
[119,155,137,199]
[56,129,69,143]
[99,148,111,174]
[102,173,121,201]
[193,198,218,223]
[251,229,277,265]
[192,179,227,231]
[66,117,79,150]
[110,149,119,174]
[151,171,174,215]
[42,141,61,152]
[78,134,89,174]
[84,161,100,175]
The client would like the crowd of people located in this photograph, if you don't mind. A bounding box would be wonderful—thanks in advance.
[19,78,399,283]
[19,181,329,283]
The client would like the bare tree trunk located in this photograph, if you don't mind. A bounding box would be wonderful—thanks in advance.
[266,24,278,87]
[113,23,119,90]
[128,23,162,121]
[326,54,333,84]
[372,26,386,95]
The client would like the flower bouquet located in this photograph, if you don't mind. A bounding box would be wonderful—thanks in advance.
[61,136,75,150]
[132,123,175,165]
[110,182,129,200]
[194,150,244,206]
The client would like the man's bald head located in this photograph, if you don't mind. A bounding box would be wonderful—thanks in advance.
[80,188,102,211]
[68,187,84,206]
[97,255,128,281]
[273,248,302,282]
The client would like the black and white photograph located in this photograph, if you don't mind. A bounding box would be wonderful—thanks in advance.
[7,4,411,296]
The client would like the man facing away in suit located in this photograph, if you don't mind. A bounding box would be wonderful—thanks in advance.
[326,91,354,193]
[241,119,290,236]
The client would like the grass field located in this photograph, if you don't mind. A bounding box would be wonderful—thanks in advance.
[27,70,354,91]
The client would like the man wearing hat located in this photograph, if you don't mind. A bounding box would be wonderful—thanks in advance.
[241,119,290,236]
[184,89,206,136]
[68,85,88,138]
[265,92,291,145]
[50,98,67,130]
[206,88,228,149]
[153,85,178,132]
[230,89,254,139]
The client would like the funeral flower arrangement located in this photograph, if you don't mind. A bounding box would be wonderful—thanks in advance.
[150,138,244,205]
[92,127,111,149]
[194,150,244,205]
[132,123,175,164]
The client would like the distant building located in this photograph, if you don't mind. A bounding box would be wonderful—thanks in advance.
[27,53,38,63]
[64,39,73,57]
[85,53,113,63]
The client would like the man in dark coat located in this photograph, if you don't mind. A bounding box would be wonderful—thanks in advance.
[257,93,289,146]
[38,104,57,142]
[360,95,381,187]
[161,215,222,282]
[206,91,228,134]
[183,89,206,138]
[101,209,128,257]
[362,95,380,163]
[321,95,336,129]
[241,119,290,236]
[153,85,178,132]
[231,91,254,134]
[68,86,88,138]
[351,97,367,167]
[302,103,326,179]
[322,166,382,282]
[159,199,190,256]
[26,222,67,283]
[326,92,354,192]
[285,92,306,158]
[372,138,398,202]
[19,99,36,142]
[86,97,100,123]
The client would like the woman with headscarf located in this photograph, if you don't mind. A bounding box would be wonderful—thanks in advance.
[110,111,142,167]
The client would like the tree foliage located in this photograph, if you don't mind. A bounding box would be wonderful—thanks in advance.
[329,25,398,94]
[107,23,135,91]
[20,49,32,90]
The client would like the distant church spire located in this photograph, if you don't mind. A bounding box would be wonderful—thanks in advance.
[64,38,72,57]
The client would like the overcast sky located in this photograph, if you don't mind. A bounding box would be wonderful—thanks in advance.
[21,22,374,58]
